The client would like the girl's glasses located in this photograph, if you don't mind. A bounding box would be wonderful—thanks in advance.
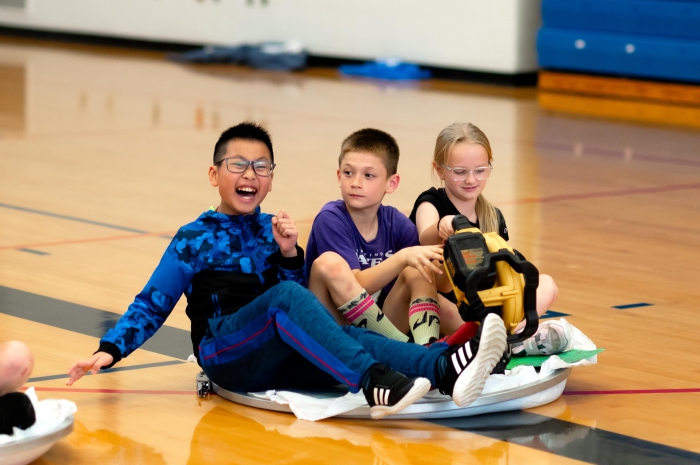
[441,163,492,182]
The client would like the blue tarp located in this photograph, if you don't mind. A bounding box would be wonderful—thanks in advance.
[169,43,307,71]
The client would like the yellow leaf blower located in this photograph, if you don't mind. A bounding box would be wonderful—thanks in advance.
[443,215,539,343]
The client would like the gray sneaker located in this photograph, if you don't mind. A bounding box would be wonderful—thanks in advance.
[512,321,569,356]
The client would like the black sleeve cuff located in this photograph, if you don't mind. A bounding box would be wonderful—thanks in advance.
[278,245,305,270]
[96,342,122,369]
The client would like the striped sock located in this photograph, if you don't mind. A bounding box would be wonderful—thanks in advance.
[338,290,409,342]
[408,297,440,345]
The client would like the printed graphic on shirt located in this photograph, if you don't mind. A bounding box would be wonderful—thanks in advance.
[356,249,394,267]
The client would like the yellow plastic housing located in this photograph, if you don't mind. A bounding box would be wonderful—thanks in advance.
[444,227,525,335]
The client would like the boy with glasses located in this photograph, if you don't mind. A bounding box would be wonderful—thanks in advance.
[67,122,507,419]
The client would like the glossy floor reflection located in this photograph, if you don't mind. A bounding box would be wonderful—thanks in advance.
[37,420,168,465]
[186,402,584,465]
[2,35,700,464]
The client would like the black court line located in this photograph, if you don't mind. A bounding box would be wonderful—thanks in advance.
[541,310,570,319]
[430,411,700,465]
[613,303,653,310]
[0,202,148,234]
[3,285,698,463]
[0,285,192,361]
[28,360,186,382]
[18,248,51,255]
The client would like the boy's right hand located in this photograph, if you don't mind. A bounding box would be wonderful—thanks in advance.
[67,352,114,386]
[400,245,444,283]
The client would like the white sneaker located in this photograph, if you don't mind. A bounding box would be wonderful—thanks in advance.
[437,313,507,407]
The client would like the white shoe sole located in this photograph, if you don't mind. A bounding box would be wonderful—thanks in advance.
[451,313,507,408]
[370,377,431,420]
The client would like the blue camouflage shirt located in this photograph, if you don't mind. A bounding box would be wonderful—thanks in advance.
[98,207,305,366]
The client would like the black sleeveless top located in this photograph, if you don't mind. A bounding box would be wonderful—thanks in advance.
[408,187,509,241]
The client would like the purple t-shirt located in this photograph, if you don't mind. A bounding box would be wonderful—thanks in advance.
[305,200,420,298]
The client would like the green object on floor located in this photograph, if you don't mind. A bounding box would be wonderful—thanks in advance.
[506,349,604,369]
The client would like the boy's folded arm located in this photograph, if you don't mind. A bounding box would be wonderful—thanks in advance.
[351,251,408,295]
[356,245,444,293]
[276,245,307,286]
[277,244,304,266]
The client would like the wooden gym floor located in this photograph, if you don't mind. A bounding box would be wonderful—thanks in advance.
[1,36,700,464]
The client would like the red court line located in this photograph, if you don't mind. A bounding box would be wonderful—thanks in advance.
[564,388,700,395]
[399,183,700,216]
[22,386,214,395]
[0,230,176,251]
[7,183,698,251]
[500,183,700,206]
[26,386,700,396]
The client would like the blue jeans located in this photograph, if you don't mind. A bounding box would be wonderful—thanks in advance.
[199,281,446,393]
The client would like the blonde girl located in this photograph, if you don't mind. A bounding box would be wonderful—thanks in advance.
[409,123,561,354]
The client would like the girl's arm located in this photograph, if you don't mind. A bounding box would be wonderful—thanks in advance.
[414,202,444,245]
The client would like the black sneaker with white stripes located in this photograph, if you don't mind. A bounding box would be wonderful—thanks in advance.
[435,313,507,407]
[361,364,432,420]
[491,348,512,375]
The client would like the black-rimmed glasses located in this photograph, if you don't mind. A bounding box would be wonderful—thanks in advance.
[216,157,276,177]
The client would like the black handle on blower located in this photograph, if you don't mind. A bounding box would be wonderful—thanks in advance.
[459,251,539,343]
[450,216,540,344]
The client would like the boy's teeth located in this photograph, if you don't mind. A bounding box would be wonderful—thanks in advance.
[237,187,257,197]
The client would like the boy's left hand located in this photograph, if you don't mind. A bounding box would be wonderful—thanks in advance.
[272,210,298,257]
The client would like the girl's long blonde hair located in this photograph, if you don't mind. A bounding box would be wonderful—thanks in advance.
[432,122,499,233]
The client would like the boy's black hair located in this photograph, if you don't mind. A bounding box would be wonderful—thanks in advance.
[213,122,274,164]
[339,128,399,175]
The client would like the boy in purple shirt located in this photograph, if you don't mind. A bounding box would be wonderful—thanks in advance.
[306,129,451,345]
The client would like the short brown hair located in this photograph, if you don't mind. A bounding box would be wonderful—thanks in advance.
[339,128,399,175]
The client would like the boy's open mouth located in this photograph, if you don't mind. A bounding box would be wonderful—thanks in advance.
[236,187,257,199]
